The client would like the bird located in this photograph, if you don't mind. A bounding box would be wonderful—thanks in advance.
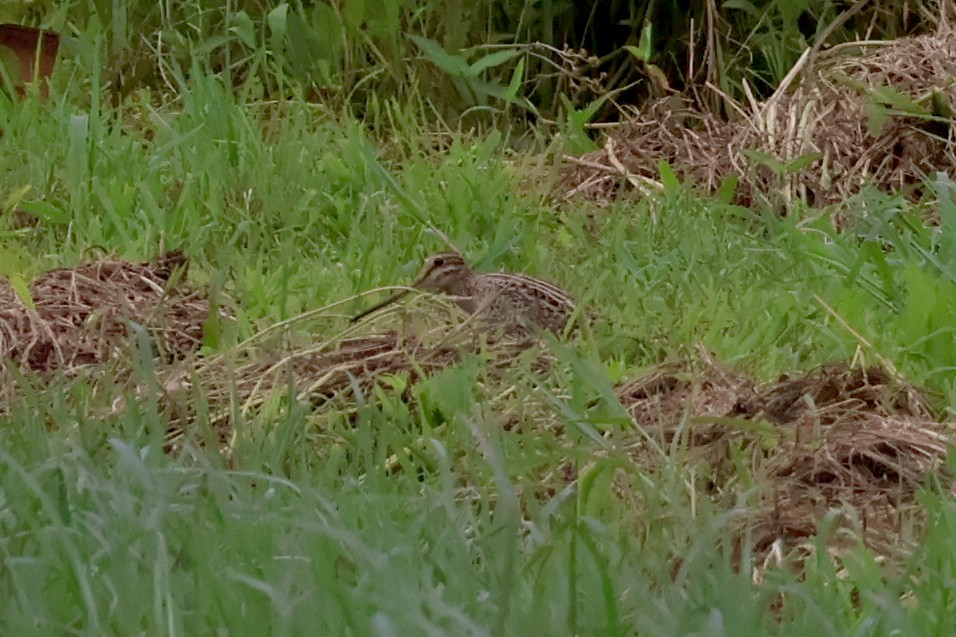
[350,252,577,335]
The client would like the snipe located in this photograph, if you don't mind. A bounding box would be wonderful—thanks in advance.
[351,252,576,335]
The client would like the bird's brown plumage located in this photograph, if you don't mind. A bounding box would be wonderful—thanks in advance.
[351,252,576,335]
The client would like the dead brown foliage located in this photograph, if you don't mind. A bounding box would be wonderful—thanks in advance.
[561,23,956,212]
[0,251,212,373]
[616,357,953,570]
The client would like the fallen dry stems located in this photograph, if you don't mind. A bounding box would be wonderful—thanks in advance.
[616,356,954,570]
[561,23,956,215]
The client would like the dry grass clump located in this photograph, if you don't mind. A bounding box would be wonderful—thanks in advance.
[614,353,761,474]
[757,363,933,424]
[616,358,953,569]
[752,413,948,564]
[616,353,756,435]
[0,251,212,373]
[561,22,956,213]
[745,364,947,570]
[158,301,557,448]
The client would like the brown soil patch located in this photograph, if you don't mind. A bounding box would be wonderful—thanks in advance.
[617,358,953,570]
[0,250,213,373]
[561,22,956,212]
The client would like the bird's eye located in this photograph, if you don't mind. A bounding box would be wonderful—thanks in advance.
[433,257,445,267]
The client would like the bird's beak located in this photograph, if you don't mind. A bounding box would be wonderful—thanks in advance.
[349,288,413,324]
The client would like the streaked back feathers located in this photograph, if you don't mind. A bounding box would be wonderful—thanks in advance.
[353,251,578,334]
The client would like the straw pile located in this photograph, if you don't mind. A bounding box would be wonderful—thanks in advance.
[561,22,956,212]
[0,250,211,373]
[155,300,557,447]
[616,355,952,570]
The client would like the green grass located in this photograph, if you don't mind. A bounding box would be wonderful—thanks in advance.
[1,21,956,636]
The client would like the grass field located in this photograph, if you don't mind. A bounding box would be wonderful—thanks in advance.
[1,15,956,636]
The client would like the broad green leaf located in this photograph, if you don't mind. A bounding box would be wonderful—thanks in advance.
[67,114,90,191]
[2,184,31,211]
[352,132,428,225]
[468,77,518,102]
[230,11,256,48]
[578,92,610,123]
[368,0,400,38]
[9,273,35,311]
[467,48,520,76]
[578,460,615,514]
[69,114,90,149]
[380,373,408,393]
[193,34,234,56]
[781,152,823,175]
[409,35,470,76]
[722,0,760,15]
[870,85,928,115]
[343,0,366,27]
[557,94,602,154]
[934,173,956,273]
[930,90,953,119]
[267,3,289,53]
[624,21,653,62]
[716,174,738,205]
[743,148,784,174]
[285,9,320,78]
[658,160,680,193]
[307,2,344,69]
[19,200,69,224]
[830,72,866,92]
[203,298,222,349]
[504,56,525,102]
[866,101,889,137]
[0,247,27,275]
[623,45,645,62]
[899,265,935,341]
[777,1,804,28]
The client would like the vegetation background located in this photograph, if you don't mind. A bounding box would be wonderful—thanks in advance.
[0,0,954,635]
